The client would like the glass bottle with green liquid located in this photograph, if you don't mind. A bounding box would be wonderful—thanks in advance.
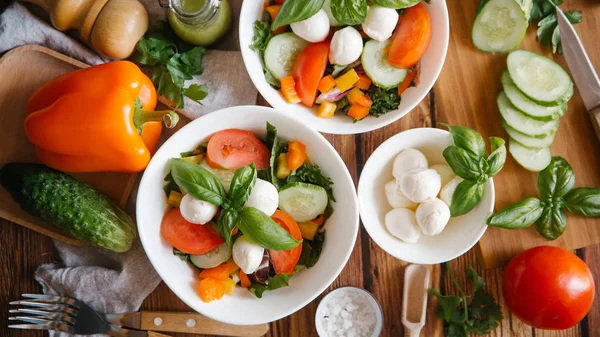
[161,0,232,46]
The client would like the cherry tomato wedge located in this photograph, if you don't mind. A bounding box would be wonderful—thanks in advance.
[292,41,330,107]
[269,210,303,274]
[388,3,432,69]
[161,208,224,255]
[206,129,270,170]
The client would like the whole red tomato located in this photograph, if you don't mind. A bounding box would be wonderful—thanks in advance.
[503,246,595,330]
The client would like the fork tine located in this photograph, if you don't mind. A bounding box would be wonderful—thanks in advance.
[9,301,78,315]
[8,309,76,324]
[21,294,80,307]
[8,321,73,333]
[9,316,51,324]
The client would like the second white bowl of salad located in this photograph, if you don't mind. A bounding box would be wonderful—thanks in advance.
[137,105,359,325]
[239,0,449,134]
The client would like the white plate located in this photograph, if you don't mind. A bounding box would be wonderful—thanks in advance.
[239,0,449,135]
[357,128,494,264]
[136,106,359,325]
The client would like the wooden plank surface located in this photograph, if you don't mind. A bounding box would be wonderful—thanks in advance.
[1,1,600,337]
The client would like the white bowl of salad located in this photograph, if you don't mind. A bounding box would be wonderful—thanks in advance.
[136,105,359,325]
[239,0,449,134]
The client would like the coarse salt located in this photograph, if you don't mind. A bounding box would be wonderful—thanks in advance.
[316,288,382,337]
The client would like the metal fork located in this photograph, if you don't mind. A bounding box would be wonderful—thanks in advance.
[9,294,147,336]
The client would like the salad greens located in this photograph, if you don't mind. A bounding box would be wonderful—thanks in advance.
[287,164,336,202]
[263,122,288,188]
[250,13,280,89]
[251,274,291,298]
[330,0,368,25]
[530,0,583,54]
[488,157,600,240]
[236,207,301,250]
[271,0,325,30]
[367,86,402,118]
[441,124,507,216]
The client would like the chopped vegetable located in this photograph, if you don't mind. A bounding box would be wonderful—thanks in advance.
[318,75,337,93]
[269,210,303,274]
[316,100,337,119]
[292,41,330,107]
[335,68,360,93]
[388,3,432,68]
[276,153,292,179]
[167,190,183,208]
[223,278,237,295]
[197,278,226,302]
[161,208,224,254]
[280,76,302,104]
[347,87,372,108]
[397,71,415,95]
[287,163,335,202]
[316,87,348,104]
[287,141,307,171]
[199,259,239,281]
[356,73,372,90]
[367,86,401,117]
[206,129,271,170]
[347,104,370,120]
[239,270,252,288]
[298,221,319,240]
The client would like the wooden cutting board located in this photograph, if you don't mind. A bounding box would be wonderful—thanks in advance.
[435,1,600,269]
[0,45,137,245]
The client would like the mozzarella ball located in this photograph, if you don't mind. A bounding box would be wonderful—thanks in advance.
[400,168,442,203]
[430,164,456,187]
[179,194,218,224]
[329,27,363,66]
[323,0,342,26]
[385,179,417,209]
[440,176,464,207]
[362,5,399,41]
[385,208,421,243]
[232,236,265,275]
[392,148,428,179]
[290,9,330,43]
[416,198,451,236]
[245,179,279,216]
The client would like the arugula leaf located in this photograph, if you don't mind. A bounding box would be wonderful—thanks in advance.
[287,164,336,202]
[366,86,401,118]
[530,0,583,54]
[330,0,367,25]
[251,274,291,298]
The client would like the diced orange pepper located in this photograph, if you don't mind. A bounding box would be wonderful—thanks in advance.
[313,214,325,226]
[239,271,252,288]
[398,72,416,95]
[265,5,286,34]
[199,259,239,281]
[280,76,301,104]
[231,226,239,236]
[356,74,372,90]
[316,101,337,119]
[335,69,360,93]
[287,141,307,171]
[357,94,372,108]
[347,104,370,120]
[197,278,225,302]
[347,88,372,108]
[318,75,336,93]
[298,221,319,240]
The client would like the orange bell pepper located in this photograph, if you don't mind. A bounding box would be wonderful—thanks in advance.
[24,61,178,173]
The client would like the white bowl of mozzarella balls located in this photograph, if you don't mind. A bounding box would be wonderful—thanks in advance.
[358,128,494,264]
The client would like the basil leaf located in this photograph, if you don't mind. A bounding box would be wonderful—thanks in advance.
[538,157,575,199]
[486,137,506,177]
[450,180,484,217]
[443,146,482,180]
[218,209,239,247]
[170,158,226,206]
[534,206,567,240]
[265,122,286,189]
[564,188,600,217]
[251,274,290,298]
[236,207,301,250]
[331,0,367,25]
[271,0,325,30]
[442,124,487,160]
[371,0,420,9]
[487,197,544,229]
[229,164,257,208]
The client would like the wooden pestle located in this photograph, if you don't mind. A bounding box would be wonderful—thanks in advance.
[19,0,149,59]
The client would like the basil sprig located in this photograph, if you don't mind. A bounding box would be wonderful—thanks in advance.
[170,159,301,249]
[271,0,325,30]
[487,157,600,240]
[440,124,507,217]
[330,0,367,25]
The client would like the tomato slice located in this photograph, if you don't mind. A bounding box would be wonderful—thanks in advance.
[206,129,270,170]
[388,3,432,69]
[292,41,330,107]
[269,210,303,274]
[161,208,224,255]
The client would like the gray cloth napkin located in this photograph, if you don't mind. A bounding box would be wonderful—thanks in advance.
[0,0,256,336]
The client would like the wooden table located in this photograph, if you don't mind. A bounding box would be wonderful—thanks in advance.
[2,0,600,336]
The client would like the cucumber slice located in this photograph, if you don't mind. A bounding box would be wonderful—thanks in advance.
[507,50,573,106]
[278,182,328,222]
[498,91,559,137]
[501,70,564,121]
[264,33,310,80]
[361,39,408,89]
[503,122,556,149]
[190,243,232,269]
[472,0,529,53]
[509,138,551,172]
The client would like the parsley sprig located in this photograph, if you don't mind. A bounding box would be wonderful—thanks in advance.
[530,0,583,54]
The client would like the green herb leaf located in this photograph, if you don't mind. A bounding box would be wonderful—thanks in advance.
[250,20,272,52]
[450,180,485,217]
[371,0,419,9]
[328,64,348,78]
[170,158,227,206]
[287,164,336,202]
[487,197,544,229]
[441,124,487,160]
[366,86,401,118]
[163,172,180,197]
[251,274,291,298]
[467,290,503,334]
[228,164,257,208]
[271,0,325,30]
[236,207,301,250]
[534,206,567,240]
[443,146,482,180]
[218,209,239,247]
[307,231,325,267]
[564,188,600,217]
[538,157,575,199]
[330,0,367,25]
[531,0,583,54]
[466,267,485,294]
[173,247,190,262]
[430,289,463,322]
[486,137,506,177]
[184,84,208,104]
[265,122,286,189]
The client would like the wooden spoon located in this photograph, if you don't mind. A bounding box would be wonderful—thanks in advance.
[401,264,431,337]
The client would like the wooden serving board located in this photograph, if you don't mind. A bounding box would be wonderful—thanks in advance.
[0,45,137,245]
[436,1,600,269]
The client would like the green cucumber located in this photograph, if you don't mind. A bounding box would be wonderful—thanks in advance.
[0,163,135,252]
[361,39,408,89]
[278,182,328,222]
[508,138,552,172]
[472,0,530,54]
[264,33,310,81]
[507,50,573,106]
[501,70,565,121]
[498,91,559,137]
[190,243,231,269]
[503,122,556,149]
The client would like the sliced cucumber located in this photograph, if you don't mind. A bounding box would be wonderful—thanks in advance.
[361,39,408,89]
[501,70,564,121]
[509,138,551,172]
[264,33,310,80]
[278,182,328,222]
[190,243,231,269]
[503,122,556,149]
[472,0,529,53]
[507,50,573,105]
[498,91,559,137]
